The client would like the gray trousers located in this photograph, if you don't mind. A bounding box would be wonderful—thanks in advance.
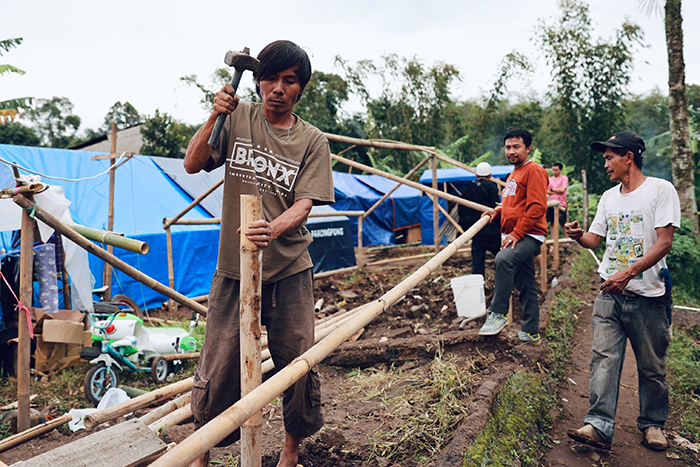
[191,269,323,446]
[585,291,669,441]
[489,235,542,334]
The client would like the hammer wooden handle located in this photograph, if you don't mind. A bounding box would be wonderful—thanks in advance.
[207,68,245,147]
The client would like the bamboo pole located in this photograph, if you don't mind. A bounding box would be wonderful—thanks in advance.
[581,169,589,231]
[149,404,193,434]
[431,194,464,234]
[84,377,193,429]
[17,197,33,433]
[545,238,575,245]
[240,195,263,467]
[165,218,221,225]
[0,413,72,454]
[13,195,208,316]
[162,178,224,230]
[332,154,490,213]
[166,226,175,313]
[431,152,507,188]
[357,216,364,267]
[553,206,560,270]
[364,247,471,267]
[149,217,491,467]
[431,155,440,253]
[313,265,360,279]
[68,223,149,254]
[324,133,434,152]
[140,392,192,427]
[539,242,547,293]
[364,155,432,218]
[103,122,117,301]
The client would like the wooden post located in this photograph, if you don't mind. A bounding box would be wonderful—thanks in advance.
[581,169,589,231]
[166,227,175,313]
[431,155,439,253]
[357,216,364,267]
[539,242,547,293]
[17,197,33,433]
[240,195,262,467]
[103,123,117,301]
[553,205,560,270]
[507,295,513,327]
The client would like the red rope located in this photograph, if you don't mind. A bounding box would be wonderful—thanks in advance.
[0,270,35,339]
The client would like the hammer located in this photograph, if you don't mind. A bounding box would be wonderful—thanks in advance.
[207,47,260,146]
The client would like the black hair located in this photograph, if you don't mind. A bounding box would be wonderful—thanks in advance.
[609,146,643,169]
[254,40,312,100]
[504,128,532,147]
[553,162,563,170]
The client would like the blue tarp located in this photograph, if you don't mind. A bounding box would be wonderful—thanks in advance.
[306,206,356,274]
[353,174,422,231]
[0,144,218,310]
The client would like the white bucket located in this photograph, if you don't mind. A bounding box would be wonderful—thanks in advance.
[450,274,486,318]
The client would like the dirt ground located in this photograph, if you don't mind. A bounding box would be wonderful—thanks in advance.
[1,243,699,466]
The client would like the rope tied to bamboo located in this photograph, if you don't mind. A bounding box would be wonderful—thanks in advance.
[20,202,37,220]
[0,270,34,339]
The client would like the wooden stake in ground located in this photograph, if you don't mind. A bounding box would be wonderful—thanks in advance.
[17,195,34,433]
[240,195,263,467]
[103,122,117,301]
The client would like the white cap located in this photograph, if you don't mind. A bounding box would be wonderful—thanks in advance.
[475,162,492,177]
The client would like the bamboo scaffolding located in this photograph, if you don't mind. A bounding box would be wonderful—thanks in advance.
[17,197,33,432]
[429,194,464,234]
[162,178,224,230]
[363,155,432,219]
[240,195,263,467]
[139,392,192,427]
[84,377,193,429]
[165,218,222,225]
[13,195,208,317]
[149,216,491,467]
[166,226,175,312]
[331,154,490,213]
[309,211,364,218]
[324,133,434,152]
[431,151,507,188]
[431,155,440,253]
[67,223,149,255]
[0,413,72,454]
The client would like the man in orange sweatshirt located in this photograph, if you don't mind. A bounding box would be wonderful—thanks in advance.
[478,128,549,343]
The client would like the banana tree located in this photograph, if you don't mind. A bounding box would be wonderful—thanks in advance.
[1,38,33,122]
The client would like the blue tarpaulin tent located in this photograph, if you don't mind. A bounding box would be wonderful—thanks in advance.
[0,144,219,311]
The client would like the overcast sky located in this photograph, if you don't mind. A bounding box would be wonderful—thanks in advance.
[2,0,699,133]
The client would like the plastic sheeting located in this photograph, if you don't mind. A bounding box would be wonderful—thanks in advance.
[0,144,218,310]
[353,174,422,231]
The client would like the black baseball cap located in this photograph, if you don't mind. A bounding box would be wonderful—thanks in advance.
[590,131,646,156]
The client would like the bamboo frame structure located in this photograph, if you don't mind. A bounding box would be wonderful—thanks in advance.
[162,178,224,230]
[12,195,208,316]
[67,223,149,255]
[431,155,440,253]
[240,195,263,467]
[149,216,492,467]
[140,392,192,427]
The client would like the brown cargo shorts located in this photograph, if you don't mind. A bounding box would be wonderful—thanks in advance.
[190,268,323,446]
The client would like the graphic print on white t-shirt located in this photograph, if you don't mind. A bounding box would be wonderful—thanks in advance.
[227,141,300,198]
[605,210,644,280]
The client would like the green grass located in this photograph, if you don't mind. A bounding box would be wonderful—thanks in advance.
[667,329,700,443]
[463,373,553,467]
[545,289,583,383]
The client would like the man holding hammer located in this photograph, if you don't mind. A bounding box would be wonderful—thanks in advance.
[184,40,334,467]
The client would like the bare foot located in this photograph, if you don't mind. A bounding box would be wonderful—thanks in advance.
[276,432,300,467]
[189,450,210,467]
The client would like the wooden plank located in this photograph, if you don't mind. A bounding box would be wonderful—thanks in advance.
[11,419,166,467]
[90,152,134,161]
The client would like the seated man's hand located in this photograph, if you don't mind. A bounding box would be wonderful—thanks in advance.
[481,209,498,223]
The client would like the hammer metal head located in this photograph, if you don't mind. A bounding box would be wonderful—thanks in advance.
[224,48,259,73]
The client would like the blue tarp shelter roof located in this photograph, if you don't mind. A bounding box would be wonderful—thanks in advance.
[418,166,513,185]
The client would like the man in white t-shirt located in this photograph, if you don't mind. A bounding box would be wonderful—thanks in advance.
[564,131,680,452]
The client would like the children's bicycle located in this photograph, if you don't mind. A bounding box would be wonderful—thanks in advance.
[80,302,199,405]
